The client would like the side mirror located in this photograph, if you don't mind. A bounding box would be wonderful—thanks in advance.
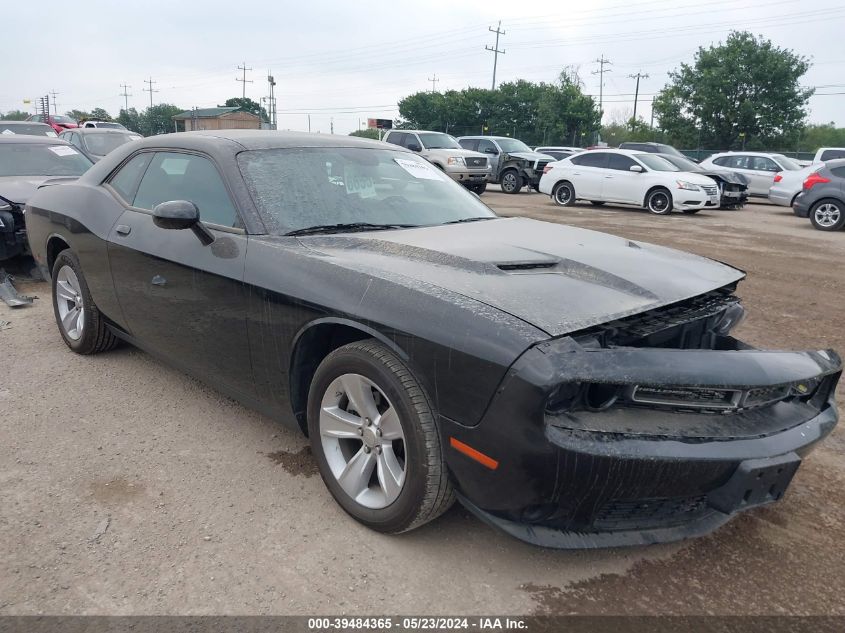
[152,200,214,246]
[407,143,422,152]
[629,165,644,173]
[153,200,199,230]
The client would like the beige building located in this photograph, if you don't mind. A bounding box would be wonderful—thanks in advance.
[173,107,261,132]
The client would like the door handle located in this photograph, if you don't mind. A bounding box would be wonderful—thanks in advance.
[115,224,131,236]
[151,275,167,287]
[604,175,613,179]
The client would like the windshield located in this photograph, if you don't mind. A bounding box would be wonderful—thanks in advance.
[82,132,141,156]
[418,132,461,150]
[0,143,93,176]
[496,138,532,153]
[52,115,76,124]
[636,154,680,172]
[773,154,802,171]
[94,122,126,129]
[660,154,702,171]
[237,147,496,234]
[0,123,58,137]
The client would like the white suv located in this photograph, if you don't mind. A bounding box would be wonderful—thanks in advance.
[539,149,720,214]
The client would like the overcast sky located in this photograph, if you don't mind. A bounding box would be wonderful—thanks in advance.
[4,0,844,135]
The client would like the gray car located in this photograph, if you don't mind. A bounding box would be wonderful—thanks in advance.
[457,136,554,194]
[59,128,143,163]
[792,160,845,231]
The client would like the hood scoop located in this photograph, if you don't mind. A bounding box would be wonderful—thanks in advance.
[496,261,557,272]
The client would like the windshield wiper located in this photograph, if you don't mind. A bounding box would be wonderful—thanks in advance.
[285,222,417,236]
[440,217,497,225]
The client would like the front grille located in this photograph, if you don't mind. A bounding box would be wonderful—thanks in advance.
[595,495,709,530]
[745,385,791,407]
[701,184,718,196]
[466,156,487,168]
[632,386,740,409]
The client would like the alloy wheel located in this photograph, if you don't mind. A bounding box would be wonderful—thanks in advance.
[649,191,670,214]
[814,203,841,228]
[555,185,572,205]
[502,172,518,193]
[319,373,406,509]
[55,265,85,341]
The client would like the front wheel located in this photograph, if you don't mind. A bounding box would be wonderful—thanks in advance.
[810,199,845,231]
[500,169,523,194]
[470,183,487,195]
[307,340,454,534]
[51,250,119,354]
[646,188,673,215]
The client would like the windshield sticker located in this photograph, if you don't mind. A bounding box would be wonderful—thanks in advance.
[48,145,79,157]
[394,158,446,181]
[344,168,377,198]
[1,129,14,135]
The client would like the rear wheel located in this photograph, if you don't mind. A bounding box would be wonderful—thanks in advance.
[810,199,845,231]
[307,340,454,533]
[51,250,118,354]
[500,169,523,194]
[646,188,673,215]
[552,181,575,206]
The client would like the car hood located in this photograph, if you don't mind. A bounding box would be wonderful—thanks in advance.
[508,151,555,163]
[298,217,745,336]
[0,176,56,206]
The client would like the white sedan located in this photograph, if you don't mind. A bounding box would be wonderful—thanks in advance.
[539,149,719,214]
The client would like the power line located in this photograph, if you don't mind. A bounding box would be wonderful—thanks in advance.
[485,21,506,90]
[428,74,440,93]
[143,77,158,109]
[628,72,649,123]
[236,62,253,99]
[120,84,132,113]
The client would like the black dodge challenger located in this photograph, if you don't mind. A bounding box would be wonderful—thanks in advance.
[25,131,841,548]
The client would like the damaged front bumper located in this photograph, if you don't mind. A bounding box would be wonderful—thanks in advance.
[442,336,841,548]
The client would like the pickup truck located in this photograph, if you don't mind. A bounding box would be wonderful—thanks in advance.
[382,130,491,194]
[457,136,554,194]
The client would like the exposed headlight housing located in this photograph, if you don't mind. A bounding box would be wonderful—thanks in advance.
[447,156,465,166]
[676,180,701,191]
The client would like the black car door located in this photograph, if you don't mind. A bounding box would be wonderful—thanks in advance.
[105,150,255,400]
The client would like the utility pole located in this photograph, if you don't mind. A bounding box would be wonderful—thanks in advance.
[49,90,59,115]
[236,62,253,99]
[120,84,132,113]
[428,74,440,93]
[143,77,158,109]
[591,56,612,124]
[485,21,506,90]
[267,72,277,128]
[307,114,311,133]
[628,72,649,125]
[330,117,334,134]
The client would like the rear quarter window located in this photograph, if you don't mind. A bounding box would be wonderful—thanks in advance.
[821,149,845,161]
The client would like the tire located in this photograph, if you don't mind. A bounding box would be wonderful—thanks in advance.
[471,183,487,195]
[646,188,673,215]
[809,198,845,231]
[589,201,605,206]
[500,169,523,194]
[51,250,119,355]
[552,181,575,206]
[307,339,455,534]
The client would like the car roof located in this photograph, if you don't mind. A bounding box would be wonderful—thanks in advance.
[122,130,407,152]
[65,128,137,135]
[387,130,446,135]
[1,120,53,127]
[572,148,649,157]
[0,135,72,145]
[708,151,783,157]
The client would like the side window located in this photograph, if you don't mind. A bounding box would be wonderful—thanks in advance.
[830,166,845,179]
[571,152,609,168]
[459,139,479,151]
[712,156,729,167]
[134,152,240,228]
[608,154,638,171]
[404,134,421,150]
[820,149,845,161]
[727,155,750,169]
[477,139,498,155]
[752,156,778,172]
[384,132,405,147]
[108,153,153,202]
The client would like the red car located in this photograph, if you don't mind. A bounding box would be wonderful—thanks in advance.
[26,113,78,135]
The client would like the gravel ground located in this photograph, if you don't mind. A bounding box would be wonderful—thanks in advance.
[1,194,843,615]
